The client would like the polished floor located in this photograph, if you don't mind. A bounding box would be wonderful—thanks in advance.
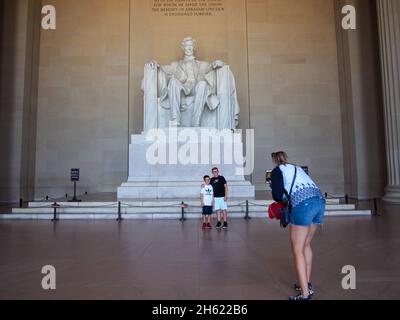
[0,203,399,300]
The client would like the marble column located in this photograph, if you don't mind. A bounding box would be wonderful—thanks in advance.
[377,0,400,203]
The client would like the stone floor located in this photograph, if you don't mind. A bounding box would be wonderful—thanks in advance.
[0,202,399,300]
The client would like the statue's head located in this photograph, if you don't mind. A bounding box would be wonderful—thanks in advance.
[181,37,196,57]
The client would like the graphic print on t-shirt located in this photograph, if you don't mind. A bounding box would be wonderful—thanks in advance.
[201,185,214,206]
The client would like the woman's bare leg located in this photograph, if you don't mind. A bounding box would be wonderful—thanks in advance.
[290,225,311,297]
[304,224,318,283]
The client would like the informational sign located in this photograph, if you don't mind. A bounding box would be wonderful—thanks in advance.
[70,168,80,182]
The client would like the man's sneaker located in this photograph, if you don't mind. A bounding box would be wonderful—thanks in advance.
[289,293,313,301]
[202,223,207,229]
[223,222,228,229]
[216,221,222,229]
[207,223,212,229]
[294,283,314,296]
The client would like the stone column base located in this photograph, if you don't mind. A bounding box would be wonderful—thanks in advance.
[383,185,400,204]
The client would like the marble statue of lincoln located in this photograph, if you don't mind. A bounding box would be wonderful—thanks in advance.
[145,37,237,127]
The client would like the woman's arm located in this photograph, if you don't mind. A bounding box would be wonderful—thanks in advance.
[270,167,286,203]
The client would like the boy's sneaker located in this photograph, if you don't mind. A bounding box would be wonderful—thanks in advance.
[202,223,207,229]
[223,222,228,229]
[207,223,212,229]
[216,221,222,229]
[294,283,314,296]
[289,293,313,301]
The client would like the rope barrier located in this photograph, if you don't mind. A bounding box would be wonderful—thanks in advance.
[247,201,269,207]
[120,202,183,208]
[324,193,377,202]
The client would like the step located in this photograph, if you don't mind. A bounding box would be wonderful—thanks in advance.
[0,198,369,220]
[11,203,356,215]
[1,207,371,221]
[26,198,341,208]
[0,210,372,220]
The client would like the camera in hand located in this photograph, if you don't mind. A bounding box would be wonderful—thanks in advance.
[266,170,272,183]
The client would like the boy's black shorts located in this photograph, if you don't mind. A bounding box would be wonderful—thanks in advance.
[202,206,213,215]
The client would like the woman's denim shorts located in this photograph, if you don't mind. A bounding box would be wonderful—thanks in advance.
[290,197,326,227]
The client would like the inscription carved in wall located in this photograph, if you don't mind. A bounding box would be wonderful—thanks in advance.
[152,0,224,17]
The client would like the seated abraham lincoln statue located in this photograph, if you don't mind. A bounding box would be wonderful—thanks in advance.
[142,37,240,131]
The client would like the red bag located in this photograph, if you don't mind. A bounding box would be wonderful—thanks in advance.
[268,202,286,220]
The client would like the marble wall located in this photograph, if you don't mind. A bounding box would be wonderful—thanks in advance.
[247,0,345,194]
[34,0,130,199]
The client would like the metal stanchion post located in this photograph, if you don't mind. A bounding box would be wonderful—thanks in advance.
[180,201,186,222]
[51,202,60,222]
[116,201,123,222]
[374,198,379,216]
[245,200,251,220]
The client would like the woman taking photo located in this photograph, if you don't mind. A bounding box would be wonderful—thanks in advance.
[269,151,325,300]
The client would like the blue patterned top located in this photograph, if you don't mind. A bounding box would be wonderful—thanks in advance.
[291,183,323,208]
[270,164,323,208]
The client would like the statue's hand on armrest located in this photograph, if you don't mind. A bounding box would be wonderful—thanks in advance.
[145,60,160,70]
[212,60,225,69]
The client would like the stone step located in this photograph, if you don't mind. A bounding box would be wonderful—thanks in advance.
[1,210,372,220]
[10,204,356,215]
[26,198,341,208]
[1,198,369,220]
[1,204,371,221]
[16,202,353,214]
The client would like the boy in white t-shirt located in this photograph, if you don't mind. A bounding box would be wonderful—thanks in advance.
[200,175,214,230]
